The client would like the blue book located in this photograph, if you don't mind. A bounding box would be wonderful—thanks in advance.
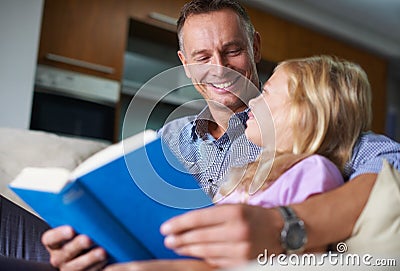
[9,130,213,263]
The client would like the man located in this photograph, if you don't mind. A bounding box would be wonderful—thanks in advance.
[42,1,400,270]
[157,0,262,198]
[43,0,263,270]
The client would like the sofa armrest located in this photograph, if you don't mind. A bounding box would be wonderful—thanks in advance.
[0,255,56,271]
[0,195,50,262]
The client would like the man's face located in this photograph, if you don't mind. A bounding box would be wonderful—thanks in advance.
[178,9,261,113]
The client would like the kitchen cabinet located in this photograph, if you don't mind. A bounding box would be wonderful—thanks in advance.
[37,0,128,81]
[37,0,190,81]
[36,0,389,133]
[126,0,187,32]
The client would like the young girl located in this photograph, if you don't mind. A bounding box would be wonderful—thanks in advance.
[215,55,372,207]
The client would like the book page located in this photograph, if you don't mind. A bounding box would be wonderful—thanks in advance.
[71,130,158,180]
[10,167,71,192]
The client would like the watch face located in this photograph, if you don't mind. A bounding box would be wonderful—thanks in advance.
[286,221,306,250]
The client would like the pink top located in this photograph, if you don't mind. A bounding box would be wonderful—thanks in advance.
[216,155,344,208]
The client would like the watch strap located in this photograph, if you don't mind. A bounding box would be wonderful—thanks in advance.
[278,205,297,220]
[278,206,307,253]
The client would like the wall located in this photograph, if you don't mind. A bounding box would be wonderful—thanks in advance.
[0,0,43,129]
[386,61,400,141]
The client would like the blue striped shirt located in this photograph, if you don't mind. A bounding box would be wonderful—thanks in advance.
[160,109,400,196]
[343,131,400,180]
[159,107,261,197]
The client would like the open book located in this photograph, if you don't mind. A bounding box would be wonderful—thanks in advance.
[9,130,212,263]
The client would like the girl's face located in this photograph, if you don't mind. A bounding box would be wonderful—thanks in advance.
[246,67,293,151]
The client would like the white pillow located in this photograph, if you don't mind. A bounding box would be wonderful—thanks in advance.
[345,160,400,254]
[0,127,109,211]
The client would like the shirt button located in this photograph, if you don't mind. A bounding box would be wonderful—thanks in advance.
[218,147,223,151]
[208,179,214,183]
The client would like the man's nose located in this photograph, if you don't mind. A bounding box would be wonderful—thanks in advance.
[210,55,227,76]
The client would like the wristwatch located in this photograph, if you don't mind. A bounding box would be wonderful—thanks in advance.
[278,206,307,253]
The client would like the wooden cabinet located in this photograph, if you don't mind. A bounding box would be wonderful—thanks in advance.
[37,0,129,81]
[37,0,389,133]
[126,0,187,32]
[37,0,187,81]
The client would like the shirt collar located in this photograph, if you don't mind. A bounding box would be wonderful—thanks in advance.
[190,106,249,140]
[190,81,260,141]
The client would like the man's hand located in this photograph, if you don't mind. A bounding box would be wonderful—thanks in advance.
[160,204,284,268]
[104,259,214,271]
[41,225,107,271]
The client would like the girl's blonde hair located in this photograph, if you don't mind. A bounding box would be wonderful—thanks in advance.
[281,55,372,171]
[217,55,372,198]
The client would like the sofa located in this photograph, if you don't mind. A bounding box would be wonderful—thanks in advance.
[0,127,108,265]
[1,127,399,270]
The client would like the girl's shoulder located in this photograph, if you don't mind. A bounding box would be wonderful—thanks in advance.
[283,154,344,185]
[298,154,337,167]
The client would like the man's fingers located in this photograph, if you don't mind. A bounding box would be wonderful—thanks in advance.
[104,259,214,271]
[48,234,93,268]
[164,226,225,248]
[164,220,249,249]
[41,225,75,249]
[60,247,107,271]
[174,242,252,260]
[206,257,247,269]
[161,207,224,235]
[161,204,247,235]
[41,225,106,270]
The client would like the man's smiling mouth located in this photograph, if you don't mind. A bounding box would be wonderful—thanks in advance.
[210,76,240,90]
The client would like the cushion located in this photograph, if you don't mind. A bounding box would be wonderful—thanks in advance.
[0,127,108,211]
[223,162,400,270]
[345,160,400,254]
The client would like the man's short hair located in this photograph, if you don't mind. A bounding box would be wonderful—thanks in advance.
[177,0,255,52]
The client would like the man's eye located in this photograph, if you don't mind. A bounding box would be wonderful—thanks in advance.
[195,56,209,62]
[226,49,241,56]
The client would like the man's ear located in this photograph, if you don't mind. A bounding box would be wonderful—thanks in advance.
[178,50,191,78]
[253,31,262,63]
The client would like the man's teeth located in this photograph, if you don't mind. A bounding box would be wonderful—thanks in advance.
[212,81,234,89]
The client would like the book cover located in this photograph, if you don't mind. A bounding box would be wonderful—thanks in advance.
[9,130,213,263]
